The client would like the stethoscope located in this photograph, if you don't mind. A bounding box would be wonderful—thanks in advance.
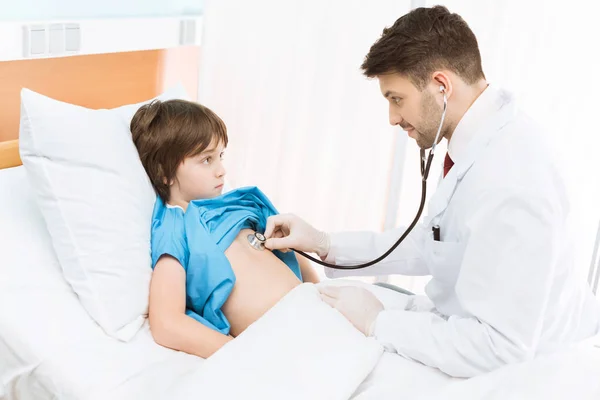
[249,86,448,270]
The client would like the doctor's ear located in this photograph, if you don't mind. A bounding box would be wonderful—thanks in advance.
[431,72,451,98]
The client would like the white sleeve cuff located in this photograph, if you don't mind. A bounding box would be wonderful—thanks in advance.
[323,233,343,278]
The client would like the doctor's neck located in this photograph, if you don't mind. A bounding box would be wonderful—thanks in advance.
[444,79,489,143]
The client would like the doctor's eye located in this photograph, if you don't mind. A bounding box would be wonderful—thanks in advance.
[392,97,402,105]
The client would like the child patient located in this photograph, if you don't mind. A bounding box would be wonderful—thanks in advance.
[131,99,319,358]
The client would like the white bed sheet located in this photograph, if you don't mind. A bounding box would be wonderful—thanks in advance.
[436,345,600,400]
[2,165,600,400]
[349,343,600,400]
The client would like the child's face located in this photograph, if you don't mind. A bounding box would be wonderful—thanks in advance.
[169,140,227,204]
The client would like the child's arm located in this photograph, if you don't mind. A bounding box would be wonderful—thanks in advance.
[297,254,320,283]
[148,255,233,358]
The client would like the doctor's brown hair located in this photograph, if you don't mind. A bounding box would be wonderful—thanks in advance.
[130,99,228,203]
[361,5,485,88]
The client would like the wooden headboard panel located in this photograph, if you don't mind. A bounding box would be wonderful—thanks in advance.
[0,46,200,169]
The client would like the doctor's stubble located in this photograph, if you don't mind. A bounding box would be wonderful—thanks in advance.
[411,89,447,150]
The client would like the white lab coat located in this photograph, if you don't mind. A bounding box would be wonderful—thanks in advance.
[324,86,600,378]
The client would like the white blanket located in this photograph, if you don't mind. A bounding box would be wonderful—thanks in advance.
[165,280,600,400]
[169,283,384,400]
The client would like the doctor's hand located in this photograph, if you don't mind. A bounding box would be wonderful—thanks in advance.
[263,214,330,258]
[319,285,384,336]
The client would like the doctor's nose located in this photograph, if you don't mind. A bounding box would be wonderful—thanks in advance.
[389,113,404,127]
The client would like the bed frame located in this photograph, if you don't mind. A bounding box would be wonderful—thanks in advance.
[0,46,200,170]
[0,140,19,170]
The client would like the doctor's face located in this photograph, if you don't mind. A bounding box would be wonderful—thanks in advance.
[379,73,446,149]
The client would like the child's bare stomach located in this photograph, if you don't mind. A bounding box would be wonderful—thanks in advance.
[222,228,301,337]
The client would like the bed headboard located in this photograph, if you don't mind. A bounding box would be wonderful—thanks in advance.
[0,46,200,170]
[0,140,20,170]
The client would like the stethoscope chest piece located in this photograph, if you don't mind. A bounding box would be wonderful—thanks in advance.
[248,232,266,251]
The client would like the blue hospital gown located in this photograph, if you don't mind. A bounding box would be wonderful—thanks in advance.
[150,186,303,335]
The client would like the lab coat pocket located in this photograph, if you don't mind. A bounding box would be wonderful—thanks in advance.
[424,238,464,285]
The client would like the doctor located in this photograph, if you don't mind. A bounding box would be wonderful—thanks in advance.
[264,6,600,378]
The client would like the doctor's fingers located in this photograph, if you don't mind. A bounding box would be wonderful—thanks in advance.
[317,285,343,298]
[271,230,285,239]
[264,236,292,252]
[264,214,293,239]
[320,293,338,308]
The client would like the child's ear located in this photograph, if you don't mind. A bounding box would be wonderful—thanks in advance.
[158,165,172,186]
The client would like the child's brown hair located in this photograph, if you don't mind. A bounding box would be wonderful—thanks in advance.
[131,99,228,202]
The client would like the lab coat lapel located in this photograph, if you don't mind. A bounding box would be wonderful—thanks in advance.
[424,92,517,226]
[424,165,460,226]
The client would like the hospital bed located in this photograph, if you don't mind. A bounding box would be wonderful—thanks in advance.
[1,50,600,400]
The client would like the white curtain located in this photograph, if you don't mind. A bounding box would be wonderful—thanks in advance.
[198,0,412,279]
[391,0,600,293]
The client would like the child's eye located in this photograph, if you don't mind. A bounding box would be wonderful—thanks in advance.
[202,157,212,165]
[220,152,225,160]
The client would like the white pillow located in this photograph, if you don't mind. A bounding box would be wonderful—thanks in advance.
[19,86,189,341]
